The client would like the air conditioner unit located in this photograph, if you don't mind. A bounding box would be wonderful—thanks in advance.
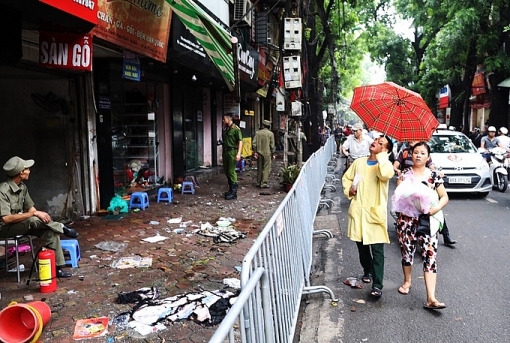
[234,0,252,27]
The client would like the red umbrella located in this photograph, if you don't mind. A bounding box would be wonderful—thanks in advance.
[350,82,439,141]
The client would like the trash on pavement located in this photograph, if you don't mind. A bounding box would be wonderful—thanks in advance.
[198,222,246,243]
[72,317,109,340]
[107,195,128,213]
[125,288,238,326]
[343,277,364,289]
[167,217,182,224]
[149,221,160,225]
[95,241,127,252]
[8,264,24,272]
[218,217,236,223]
[111,256,152,269]
[128,321,166,336]
[223,278,241,289]
[117,287,159,304]
[141,235,169,243]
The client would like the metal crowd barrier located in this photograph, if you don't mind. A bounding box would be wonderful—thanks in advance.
[209,137,339,343]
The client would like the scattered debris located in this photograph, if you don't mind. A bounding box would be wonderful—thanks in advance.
[223,278,241,289]
[343,277,364,289]
[142,235,169,243]
[149,221,160,225]
[198,222,246,243]
[167,217,182,224]
[117,287,159,304]
[73,317,109,340]
[95,241,127,252]
[111,256,152,269]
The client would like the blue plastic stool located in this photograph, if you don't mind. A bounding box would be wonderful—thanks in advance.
[60,239,81,268]
[129,192,149,210]
[235,159,246,173]
[181,181,195,194]
[157,188,173,202]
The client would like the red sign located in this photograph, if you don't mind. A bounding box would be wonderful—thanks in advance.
[472,72,486,95]
[39,32,93,71]
[39,0,98,25]
[92,0,171,63]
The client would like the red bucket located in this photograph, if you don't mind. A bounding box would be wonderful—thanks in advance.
[0,301,51,343]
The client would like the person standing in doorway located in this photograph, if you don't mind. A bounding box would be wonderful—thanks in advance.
[221,114,243,200]
[342,136,394,298]
[0,156,79,278]
[252,120,276,188]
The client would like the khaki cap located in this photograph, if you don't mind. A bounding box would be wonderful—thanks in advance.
[3,156,35,176]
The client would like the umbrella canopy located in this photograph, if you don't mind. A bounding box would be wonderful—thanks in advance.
[350,82,439,141]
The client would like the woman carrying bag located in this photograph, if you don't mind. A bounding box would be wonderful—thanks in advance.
[392,141,449,310]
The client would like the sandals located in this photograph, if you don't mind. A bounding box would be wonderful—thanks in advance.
[361,273,372,283]
[370,287,382,298]
[398,283,412,295]
[424,301,446,310]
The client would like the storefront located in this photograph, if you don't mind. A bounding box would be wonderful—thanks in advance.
[0,0,97,218]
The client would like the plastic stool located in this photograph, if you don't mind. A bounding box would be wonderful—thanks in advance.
[157,188,173,202]
[60,239,81,268]
[129,192,149,210]
[235,160,246,173]
[181,181,195,194]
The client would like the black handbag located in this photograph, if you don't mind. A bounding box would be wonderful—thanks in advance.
[416,214,431,236]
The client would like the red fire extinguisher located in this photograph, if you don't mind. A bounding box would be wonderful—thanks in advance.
[38,247,57,293]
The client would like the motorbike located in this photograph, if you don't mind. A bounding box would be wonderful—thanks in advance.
[482,147,508,192]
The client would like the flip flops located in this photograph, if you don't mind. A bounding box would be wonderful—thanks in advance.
[398,284,412,295]
[370,287,382,298]
[424,301,447,310]
[361,273,372,283]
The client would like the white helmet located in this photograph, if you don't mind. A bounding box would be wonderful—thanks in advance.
[488,126,497,132]
[500,127,508,135]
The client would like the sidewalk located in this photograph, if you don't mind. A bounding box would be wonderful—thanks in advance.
[0,161,287,342]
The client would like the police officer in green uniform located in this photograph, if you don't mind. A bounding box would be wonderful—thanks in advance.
[0,156,79,278]
[252,120,276,188]
[221,114,243,200]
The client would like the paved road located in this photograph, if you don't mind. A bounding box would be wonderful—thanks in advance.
[299,176,510,343]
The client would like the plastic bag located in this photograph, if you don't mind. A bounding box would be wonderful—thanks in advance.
[107,195,128,213]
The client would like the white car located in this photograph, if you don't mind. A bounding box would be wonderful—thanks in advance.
[428,129,491,197]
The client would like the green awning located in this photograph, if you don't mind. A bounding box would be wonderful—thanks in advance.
[166,0,235,91]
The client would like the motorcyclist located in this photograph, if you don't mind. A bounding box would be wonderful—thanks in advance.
[341,123,373,173]
[481,126,504,162]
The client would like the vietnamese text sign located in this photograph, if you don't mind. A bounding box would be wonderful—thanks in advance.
[92,0,171,62]
[39,0,98,24]
[39,32,93,71]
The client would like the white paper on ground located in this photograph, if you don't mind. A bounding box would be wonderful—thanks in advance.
[142,235,169,243]
[167,217,182,224]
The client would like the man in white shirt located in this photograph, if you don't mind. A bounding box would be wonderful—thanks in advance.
[341,123,374,172]
[497,127,510,150]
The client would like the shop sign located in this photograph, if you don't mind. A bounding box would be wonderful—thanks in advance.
[237,43,258,86]
[122,51,141,81]
[39,32,93,71]
[438,86,449,109]
[471,72,486,96]
[39,0,98,24]
[92,0,171,63]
